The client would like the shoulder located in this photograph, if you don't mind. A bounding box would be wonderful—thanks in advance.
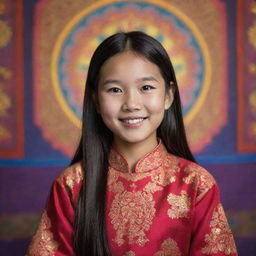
[180,159,216,185]
[165,153,217,202]
[56,161,84,192]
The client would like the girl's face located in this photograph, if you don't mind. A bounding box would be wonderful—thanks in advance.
[96,51,173,149]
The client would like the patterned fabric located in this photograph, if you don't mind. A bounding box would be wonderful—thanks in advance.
[26,141,237,256]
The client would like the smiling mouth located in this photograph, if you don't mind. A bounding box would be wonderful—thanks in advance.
[119,117,148,124]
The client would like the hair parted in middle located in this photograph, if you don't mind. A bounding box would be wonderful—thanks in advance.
[71,31,195,256]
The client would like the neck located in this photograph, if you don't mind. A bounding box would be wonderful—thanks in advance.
[113,137,158,172]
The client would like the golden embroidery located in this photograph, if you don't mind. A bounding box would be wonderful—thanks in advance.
[109,191,155,247]
[107,170,125,193]
[108,155,179,184]
[183,164,215,203]
[154,238,181,256]
[27,211,58,256]
[109,168,156,182]
[202,204,237,255]
[167,191,191,219]
[109,148,129,172]
[123,251,136,256]
[108,141,182,247]
[57,163,83,190]
[109,140,169,174]
[0,20,12,48]
[136,144,165,173]
[151,169,176,186]
[150,155,178,187]
[183,170,197,186]
[144,181,163,193]
[107,168,119,186]
[130,183,137,189]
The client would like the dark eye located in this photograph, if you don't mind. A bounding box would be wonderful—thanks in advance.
[108,87,122,93]
[141,85,155,91]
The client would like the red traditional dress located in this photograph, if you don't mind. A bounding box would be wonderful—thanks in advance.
[27,141,237,256]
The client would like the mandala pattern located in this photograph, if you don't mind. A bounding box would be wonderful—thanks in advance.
[34,0,228,156]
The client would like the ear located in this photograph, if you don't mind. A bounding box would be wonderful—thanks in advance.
[92,93,101,114]
[164,82,174,110]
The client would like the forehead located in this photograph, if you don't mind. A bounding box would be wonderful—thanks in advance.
[99,51,163,81]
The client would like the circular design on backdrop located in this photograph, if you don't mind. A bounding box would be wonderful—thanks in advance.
[51,0,210,127]
[34,0,228,156]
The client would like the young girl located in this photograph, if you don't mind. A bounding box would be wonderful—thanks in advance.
[27,31,237,256]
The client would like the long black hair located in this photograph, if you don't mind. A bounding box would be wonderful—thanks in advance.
[70,31,195,256]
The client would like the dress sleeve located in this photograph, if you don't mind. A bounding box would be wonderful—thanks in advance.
[26,164,83,256]
[189,182,237,256]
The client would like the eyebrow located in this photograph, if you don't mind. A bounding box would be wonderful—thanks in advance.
[102,79,123,86]
[138,76,159,82]
[102,76,159,86]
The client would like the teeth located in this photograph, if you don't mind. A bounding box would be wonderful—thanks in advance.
[123,118,144,124]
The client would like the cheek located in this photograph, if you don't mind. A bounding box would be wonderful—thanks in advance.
[98,95,120,117]
[145,95,166,113]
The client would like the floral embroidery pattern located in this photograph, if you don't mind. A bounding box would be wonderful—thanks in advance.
[167,191,191,219]
[151,156,179,186]
[183,164,215,202]
[109,191,155,246]
[109,141,167,173]
[108,144,181,247]
[26,211,58,256]
[154,238,181,256]
[57,162,83,191]
[202,204,237,255]
[123,251,136,256]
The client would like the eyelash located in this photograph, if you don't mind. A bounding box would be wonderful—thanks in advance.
[106,85,156,93]
[107,87,122,93]
[141,85,155,91]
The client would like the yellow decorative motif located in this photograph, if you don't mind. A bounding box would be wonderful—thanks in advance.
[108,143,182,247]
[0,125,11,140]
[57,163,83,191]
[0,20,12,48]
[202,204,237,255]
[151,155,179,186]
[248,20,256,49]
[108,153,179,183]
[249,63,256,74]
[251,122,256,136]
[123,251,136,256]
[144,181,163,193]
[0,1,5,15]
[183,164,215,203]
[154,238,181,256]
[0,66,12,79]
[109,141,170,174]
[167,191,191,219]
[0,89,11,116]
[109,168,154,182]
[249,91,256,113]
[109,191,156,247]
[130,183,137,189]
[251,2,256,14]
[26,211,58,256]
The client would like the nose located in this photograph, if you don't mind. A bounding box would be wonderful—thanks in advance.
[122,91,141,112]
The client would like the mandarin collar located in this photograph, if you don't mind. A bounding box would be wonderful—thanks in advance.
[108,140,168,173]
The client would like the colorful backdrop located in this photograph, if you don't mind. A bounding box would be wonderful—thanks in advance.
[0,0,256,255]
